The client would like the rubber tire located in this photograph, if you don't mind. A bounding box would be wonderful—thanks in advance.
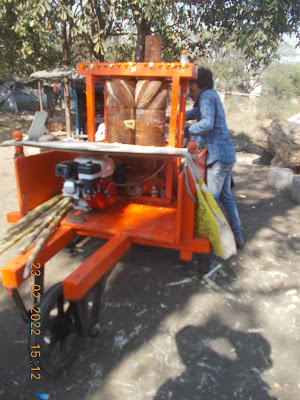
[28,283,84,377]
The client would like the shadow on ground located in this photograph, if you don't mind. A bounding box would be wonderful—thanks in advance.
[154,318,276,400]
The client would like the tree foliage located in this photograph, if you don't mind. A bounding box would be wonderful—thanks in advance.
[261,62,300,98]
[178,0,299,70]
[0,0,62,76]
[0,0,299,77]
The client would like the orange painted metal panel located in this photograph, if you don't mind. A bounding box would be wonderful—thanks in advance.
[1,226,75,289]
[133,196,173,206]
[61,201,210,256]
[63,233,132,301]
[14,151,80,215]
[62,202,177,245]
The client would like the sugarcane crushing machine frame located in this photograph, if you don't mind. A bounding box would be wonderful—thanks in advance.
[0,61,210,376]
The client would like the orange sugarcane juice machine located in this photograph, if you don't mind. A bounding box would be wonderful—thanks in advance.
[0,60,210,376]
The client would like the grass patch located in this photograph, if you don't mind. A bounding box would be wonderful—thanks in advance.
[224,95,300,139]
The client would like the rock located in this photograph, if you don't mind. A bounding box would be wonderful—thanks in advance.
[288,113,300,124]
[257,150,273,165]
[46,122,64,132]
[267,166,294,191]
[291,175,300,204]
[251,125,270,151]
[268,118,300,170]
[251,119,300,170]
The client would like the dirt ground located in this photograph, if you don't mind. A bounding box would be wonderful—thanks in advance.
[0,112,300,400]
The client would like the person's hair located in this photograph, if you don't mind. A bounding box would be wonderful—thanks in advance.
[196,67,213,89]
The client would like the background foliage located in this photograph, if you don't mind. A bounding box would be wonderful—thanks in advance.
[0,0,299,101]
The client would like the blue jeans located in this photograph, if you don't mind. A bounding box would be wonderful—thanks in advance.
[207,161,243,243]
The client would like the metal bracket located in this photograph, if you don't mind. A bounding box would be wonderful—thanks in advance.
[66,208,89,224]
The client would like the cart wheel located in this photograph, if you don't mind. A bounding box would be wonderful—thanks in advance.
[29,283,83,377]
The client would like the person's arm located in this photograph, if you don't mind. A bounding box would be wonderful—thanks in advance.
[166,106,199,124]
[185,107,199,121]
[188,93,215,136]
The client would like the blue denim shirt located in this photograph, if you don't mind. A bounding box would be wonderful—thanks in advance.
[185,89,236,165]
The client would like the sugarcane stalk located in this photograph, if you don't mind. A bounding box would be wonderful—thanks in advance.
[0,210,50,254]
[0,198,71,255]
[19,203,63,254]
[19,197,71,254]
[4,194,63,235]
[23,202,72,279]
[202,276,237,301]
[0,197,64,246]
[0,224,37,255]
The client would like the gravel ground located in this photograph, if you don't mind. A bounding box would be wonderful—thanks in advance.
[0,128,299,400]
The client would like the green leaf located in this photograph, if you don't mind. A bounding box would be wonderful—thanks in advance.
[43,0,51,12]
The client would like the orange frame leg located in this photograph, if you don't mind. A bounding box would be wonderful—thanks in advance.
[1,226,75,289]
[63,233,132,301]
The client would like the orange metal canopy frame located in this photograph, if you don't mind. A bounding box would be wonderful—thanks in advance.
[77,61,197,146]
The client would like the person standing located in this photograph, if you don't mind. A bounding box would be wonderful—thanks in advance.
[185,67,244,249]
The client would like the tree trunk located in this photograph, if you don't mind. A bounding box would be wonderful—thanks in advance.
[38,81,43,111]
[63,77,72,136]
[47,89,61,120]
[135,18,151,62]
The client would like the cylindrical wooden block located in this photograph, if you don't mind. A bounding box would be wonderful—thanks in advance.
[107,96,118,143]
[107,103,135,144]
[136,109,166,146]
[135,80,168,110]
[144,35,162,62]
[106,78,136,144]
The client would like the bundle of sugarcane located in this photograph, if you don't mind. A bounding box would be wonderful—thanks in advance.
[19,196,72,254]
[23,200,72,279]
[0,195,72,278]
[1,194,63,243]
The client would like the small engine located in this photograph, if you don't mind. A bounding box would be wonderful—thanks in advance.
[55,156,117,210]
